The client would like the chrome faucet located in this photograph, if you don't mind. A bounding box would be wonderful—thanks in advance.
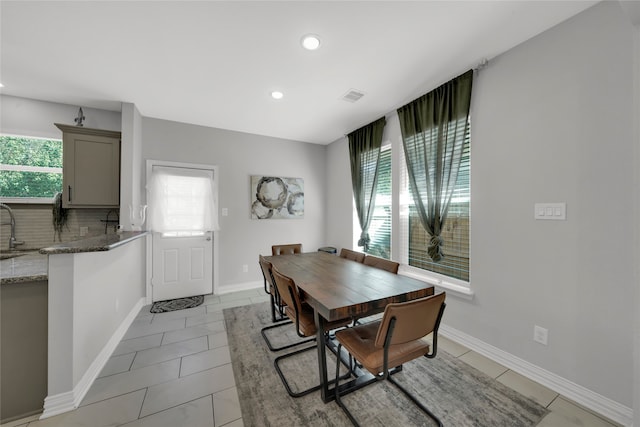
[0,203,25,250]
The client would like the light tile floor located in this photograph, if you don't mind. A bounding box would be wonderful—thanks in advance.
[1,288,622,427]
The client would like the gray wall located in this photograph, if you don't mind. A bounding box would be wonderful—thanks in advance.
[0,95,121,139]
[465,0,632,407]
[325,136,352,251]
[141,118,327,288]
[326,1,634,409]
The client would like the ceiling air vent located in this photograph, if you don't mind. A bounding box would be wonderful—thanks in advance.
[341,89,365,103]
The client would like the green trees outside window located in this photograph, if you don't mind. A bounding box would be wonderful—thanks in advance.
[0,135,63,199]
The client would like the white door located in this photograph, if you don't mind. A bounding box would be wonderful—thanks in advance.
[147,163,219,302]
[152,231,212,302]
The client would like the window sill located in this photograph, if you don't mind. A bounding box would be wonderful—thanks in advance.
[398,266,474,300]
[0,197,54,205]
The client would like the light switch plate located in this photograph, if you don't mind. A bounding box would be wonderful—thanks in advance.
[534,203,566,220]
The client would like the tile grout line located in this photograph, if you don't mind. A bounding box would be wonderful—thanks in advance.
[209,394,216,426]
[135,393,219,422]
[129,351,139,373]
[137,387,149,420]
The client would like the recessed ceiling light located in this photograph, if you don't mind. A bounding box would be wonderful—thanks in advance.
[0,83,4,88]
[301,34,321,51]
[271,91,284,100]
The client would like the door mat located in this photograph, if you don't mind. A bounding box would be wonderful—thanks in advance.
[150,295,205,313]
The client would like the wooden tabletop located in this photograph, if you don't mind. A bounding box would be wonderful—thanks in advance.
[265,252,434,321]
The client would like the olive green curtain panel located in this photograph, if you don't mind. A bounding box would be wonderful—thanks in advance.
[397,70,473,262]
[348,117,386,251]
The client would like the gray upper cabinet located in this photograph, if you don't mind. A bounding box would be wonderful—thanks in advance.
[55,123,121,208]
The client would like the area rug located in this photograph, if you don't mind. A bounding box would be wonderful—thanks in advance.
[224,302,548,427]
[149,295,204,313]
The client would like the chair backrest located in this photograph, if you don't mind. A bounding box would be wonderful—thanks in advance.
[375,292,446,348]
[339,248,366,263]
[271,268,303,314]
[258,255,275,292]
[363,255,399,274]
[272,243,302,256]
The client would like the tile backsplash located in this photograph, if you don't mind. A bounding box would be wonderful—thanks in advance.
[0,204,120,251]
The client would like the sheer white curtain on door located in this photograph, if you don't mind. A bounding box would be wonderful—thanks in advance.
[148,166,220,235]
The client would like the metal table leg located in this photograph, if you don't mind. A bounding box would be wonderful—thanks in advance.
[314,310,331,403]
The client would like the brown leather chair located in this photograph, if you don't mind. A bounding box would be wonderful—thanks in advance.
[259,255,312,352]
[271,267,351,397]
[334,292,446,426]
[272,243,302,256]
[363,255,399,274]
[339,248,366,263]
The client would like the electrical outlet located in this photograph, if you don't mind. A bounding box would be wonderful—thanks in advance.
[533,325,548,345]
[80,226,88,236]
[242,264,248,273]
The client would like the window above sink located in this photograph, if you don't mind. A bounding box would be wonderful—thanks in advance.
[0,134,62,204]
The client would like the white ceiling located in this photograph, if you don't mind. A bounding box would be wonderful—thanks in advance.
[1,1,601,144]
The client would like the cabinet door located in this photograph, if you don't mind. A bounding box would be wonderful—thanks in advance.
[62,130,121,208]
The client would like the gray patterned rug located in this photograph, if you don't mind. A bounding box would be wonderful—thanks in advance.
[149,295,204,313]
[224,302,548,427]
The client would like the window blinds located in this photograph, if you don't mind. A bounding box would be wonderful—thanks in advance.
[366,145,392,259]
[401,125,470,281]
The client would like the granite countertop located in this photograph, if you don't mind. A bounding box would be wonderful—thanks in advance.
[1,231,149,285]
[1,251,48,285]
[39,231,149,255]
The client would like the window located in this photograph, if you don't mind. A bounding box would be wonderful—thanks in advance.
[147,165,220,236]
[400,124,470,282]
[365,145,391,259]
[0,135,63,202]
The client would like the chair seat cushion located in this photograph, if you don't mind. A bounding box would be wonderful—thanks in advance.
[335,321,430,374]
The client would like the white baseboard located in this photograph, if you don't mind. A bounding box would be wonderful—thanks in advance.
[41,391,75,420]
[41,298,146,419]
[440,324,633,427]
[216,281,262,295]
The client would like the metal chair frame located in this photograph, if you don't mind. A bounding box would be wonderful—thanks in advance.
[259,257,313,352]
[272,271,352,398]
[334,298,446,426]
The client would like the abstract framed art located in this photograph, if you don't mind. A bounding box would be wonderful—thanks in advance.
[251,175,304,219]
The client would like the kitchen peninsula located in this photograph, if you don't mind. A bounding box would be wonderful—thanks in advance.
[38,231,148,419]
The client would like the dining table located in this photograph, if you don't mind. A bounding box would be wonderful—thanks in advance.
[264,251,435,403]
